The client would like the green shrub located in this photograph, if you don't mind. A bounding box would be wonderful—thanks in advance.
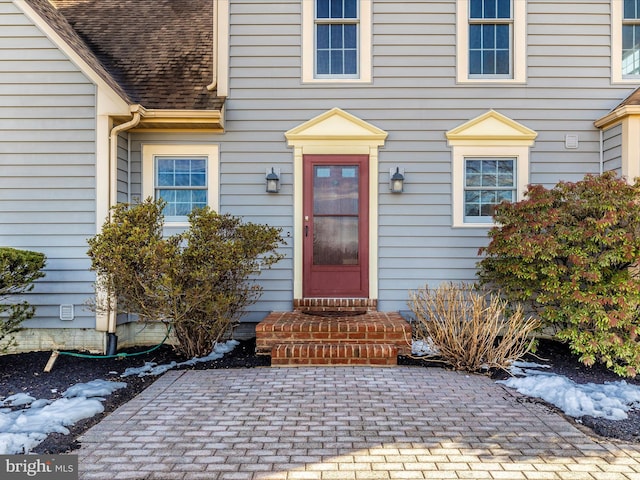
[0,247,46,352]
[409,282,539,372]
[87,198,284,357]
[477,172,640,377]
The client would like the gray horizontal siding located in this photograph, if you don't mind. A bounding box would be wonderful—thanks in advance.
[603,124,623,176]
[223,0,633,312]
[0,1,97,329]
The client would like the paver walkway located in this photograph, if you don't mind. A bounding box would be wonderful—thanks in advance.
[77,367,640,480]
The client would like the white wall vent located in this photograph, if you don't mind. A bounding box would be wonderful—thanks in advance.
[59,304,75,321]
[565,134,579,149]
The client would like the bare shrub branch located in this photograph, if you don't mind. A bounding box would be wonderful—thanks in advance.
[409,282,540,373]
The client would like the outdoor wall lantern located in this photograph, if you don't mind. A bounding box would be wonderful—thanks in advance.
[390,167,405,193]
[266,167,281,193]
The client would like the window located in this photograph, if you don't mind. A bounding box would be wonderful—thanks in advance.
[469,0,511,76]
[446,110,537,227]
[142,145,219,225]
[624,0,640,76]
[456,0,526,83]
[316,0,358,77]
[156,157,208,218]
[302,0,371,83]
[464,158,516,223]
[613,1,640,82]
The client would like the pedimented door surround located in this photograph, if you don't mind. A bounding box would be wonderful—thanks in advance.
[285,108,388,307]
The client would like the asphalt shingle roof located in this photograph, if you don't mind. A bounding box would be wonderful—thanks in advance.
[616,87,640,108]
[27,0,222,110]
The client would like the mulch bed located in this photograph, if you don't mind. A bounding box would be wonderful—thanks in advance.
[0,337,638,454]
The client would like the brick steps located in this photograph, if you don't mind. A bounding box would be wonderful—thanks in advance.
[271,343,398,366]
[256,310,412,367]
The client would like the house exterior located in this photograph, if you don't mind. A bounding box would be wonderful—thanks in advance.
[1,0,639,353]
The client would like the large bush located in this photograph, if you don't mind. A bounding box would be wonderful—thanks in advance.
[87,199,284,357]
[478,172,640,377]
[0,247,46,352]
[409,282,539,372]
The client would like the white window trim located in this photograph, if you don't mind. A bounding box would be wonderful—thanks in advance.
[456,0,526,83]
[142,144,219,226]
[302,0,372,83]
[612,0,640,83]
[451,145,529,227]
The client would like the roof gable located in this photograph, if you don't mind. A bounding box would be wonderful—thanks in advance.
[19,0,130,104]
[24,0,222,111]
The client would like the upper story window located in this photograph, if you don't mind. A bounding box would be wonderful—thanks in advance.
[316,0,358,77]
[623,0,640,76]
[469,0,512,77]
[302,0,372,83]
[456,0,526,83]
[613,0,640,82]
[142,144,219,225]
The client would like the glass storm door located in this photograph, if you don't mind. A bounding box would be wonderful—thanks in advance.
[303,155,369,297]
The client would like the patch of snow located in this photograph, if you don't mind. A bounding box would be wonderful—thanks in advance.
[63,379,127,399]
[121,339,240,377]
[0,380,126,455]
[498,364,640,421]
[0,394,36,408]
[411,339,439,356]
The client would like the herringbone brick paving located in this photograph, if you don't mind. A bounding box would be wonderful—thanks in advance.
[77,367,640,479]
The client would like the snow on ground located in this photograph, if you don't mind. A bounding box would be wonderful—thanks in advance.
[498,361,640,421]
[0,340,239,454]
[0,380,126,454]
[121,339,239,377]
[410,344,640,421]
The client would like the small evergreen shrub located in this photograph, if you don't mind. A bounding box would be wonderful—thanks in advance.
[409,282,539,372]
[0,247,46,352]
[478,172,640,377]
[87,198,284,358]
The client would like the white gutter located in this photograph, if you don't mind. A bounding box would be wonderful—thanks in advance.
[106,105,143,334]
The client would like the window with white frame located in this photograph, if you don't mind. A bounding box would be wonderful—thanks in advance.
[302,0,371,83]
[612,0,640,82]
[456,0,526,83]
[623,0,640,76]
[446,110,537,227]
[142,145,219,224]
[464,157,516,223]
[469,0,511,76]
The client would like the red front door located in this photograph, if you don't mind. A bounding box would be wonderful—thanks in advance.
[303,155,369,298]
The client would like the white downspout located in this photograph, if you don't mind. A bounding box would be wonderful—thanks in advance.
[106,105,143,338]
[599,128,604,175]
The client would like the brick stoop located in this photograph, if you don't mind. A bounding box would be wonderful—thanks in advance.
[255,310,412,367]
[271,343,398,366]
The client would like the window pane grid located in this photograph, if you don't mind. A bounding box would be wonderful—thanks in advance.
[464,158,515,219]
[315,0,359,77]
[468,0,512,77]
[623,1,640,76]
[470,0,511,19]
[625,0,640,19]
[155,156,207,218]
[316,0,357,19]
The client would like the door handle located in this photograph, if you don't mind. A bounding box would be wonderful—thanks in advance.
[305,225,309,237]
